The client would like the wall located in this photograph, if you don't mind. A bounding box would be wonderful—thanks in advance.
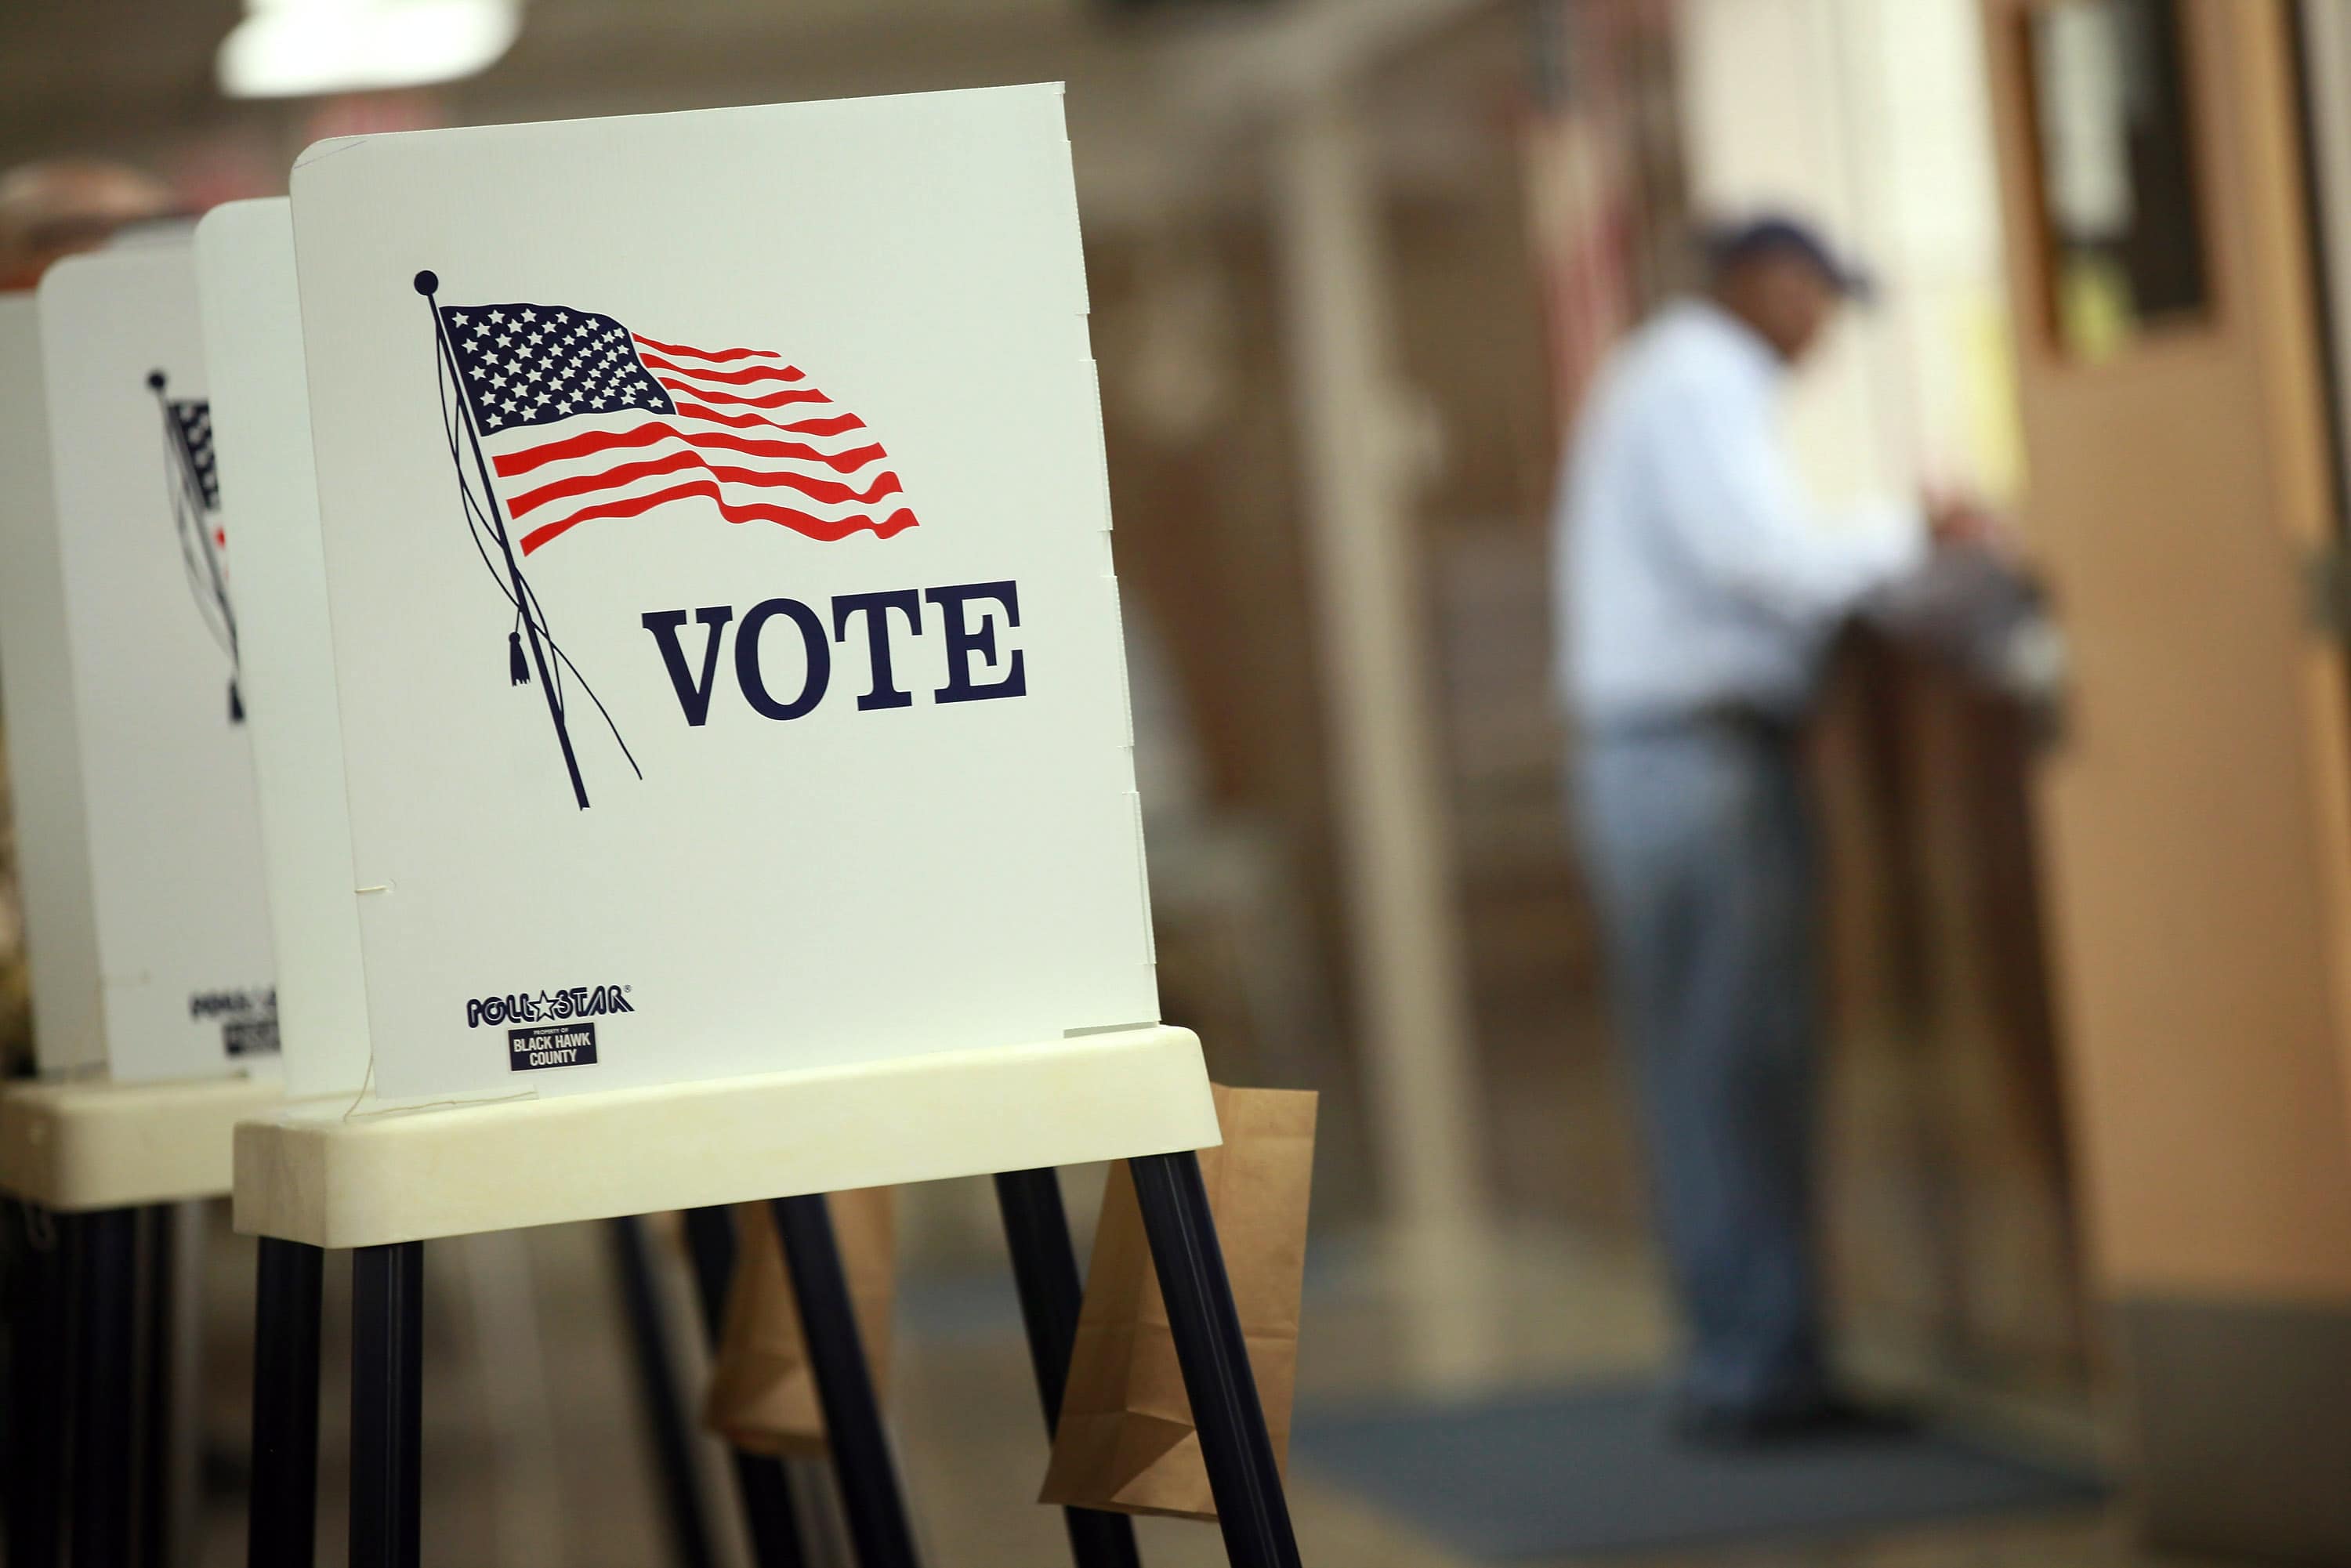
[1678,0,2022,512]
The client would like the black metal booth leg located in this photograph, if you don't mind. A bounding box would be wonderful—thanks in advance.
[349,1241,424,1568]
[993,1170,1144,1568]
[69,1207,138,1568]
[682,1205,807,1568]
[768,1194,920,1568]
[136,1204,176,1568]
[246,1237,324,1568]
[607,1214,717,1568]
[1128,1152,1302,1568]
[5,1202,71,1568]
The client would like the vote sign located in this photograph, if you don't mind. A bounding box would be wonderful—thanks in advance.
[291,85,1159,1100]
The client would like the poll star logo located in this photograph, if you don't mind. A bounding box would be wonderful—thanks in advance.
[149,371,243,724]
[189,986,277,1059]
[415,270,924,810]
[465,983,634,1029]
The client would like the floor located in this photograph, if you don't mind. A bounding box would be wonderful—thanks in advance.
[159,767,2143,1566]
[178,1193,2252,1568]
[165,716,2191,1566]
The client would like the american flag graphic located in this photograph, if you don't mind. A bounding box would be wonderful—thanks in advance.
[435,301,920,556]
[150,371,241,722]
[169,399,222,516]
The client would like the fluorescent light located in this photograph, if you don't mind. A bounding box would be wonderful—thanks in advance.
[218,0,522,99]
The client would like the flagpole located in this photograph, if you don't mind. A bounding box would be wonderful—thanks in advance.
[150,371,244,722]
[415,272,591,812]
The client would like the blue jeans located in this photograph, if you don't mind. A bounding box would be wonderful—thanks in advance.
[1572,716,1827,1416]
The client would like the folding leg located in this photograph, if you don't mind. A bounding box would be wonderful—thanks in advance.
[69,1208,138,1568]
[136,1205,175,1568]
[350,1242,424,1568]
[681,1206,806,1568]
[1128,1153,1301,1568]
[5,1203,70,1568]
[992,1170,1143,1568]
[607,1215,716,1568]
[246,1238,324,1568]
[769,1195,920,1568]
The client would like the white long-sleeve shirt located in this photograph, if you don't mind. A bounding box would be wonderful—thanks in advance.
[1555,299,1925,724]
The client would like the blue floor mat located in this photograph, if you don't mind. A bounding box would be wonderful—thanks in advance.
[1292,1380,2105,1559]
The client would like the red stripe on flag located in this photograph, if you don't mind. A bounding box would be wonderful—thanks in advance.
[493,419,886,479]
[668,384,831,411]
[636,353,805,386]
[520,483,917,553]
[505,447,906,520]
[766,412,867,436]
[666,400,859,433]
[629,333,781,364]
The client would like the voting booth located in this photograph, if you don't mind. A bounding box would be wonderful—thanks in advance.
[195,200,375,1109]
[191,85,1298,1568]
[0,245,302,1566]
[281,85,1157,1106]
[0,243,290,1201]
[0,245,288,1152]
[9,244,279,1086]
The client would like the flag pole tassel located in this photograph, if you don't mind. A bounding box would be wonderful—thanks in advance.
[418,270,589,810]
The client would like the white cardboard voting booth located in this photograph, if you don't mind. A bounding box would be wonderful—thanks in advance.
[0,294,103,1078]
[226,89,1290,1568]
[0,258,285,1211]
[234,87,1223,1248]
[195,200,371,1102]
[9,244,278,1085]
[285,84,1161,1105]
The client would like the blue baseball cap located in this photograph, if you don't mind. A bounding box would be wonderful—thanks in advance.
[1703,214,1875,302]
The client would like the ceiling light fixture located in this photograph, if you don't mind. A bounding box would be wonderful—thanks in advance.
[218,0,522,100]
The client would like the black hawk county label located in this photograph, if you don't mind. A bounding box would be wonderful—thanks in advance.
[508,1022,598,1073]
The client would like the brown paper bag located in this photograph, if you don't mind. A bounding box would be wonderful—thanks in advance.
[1038,1084,1317,1521]
[701,1187,897,1457]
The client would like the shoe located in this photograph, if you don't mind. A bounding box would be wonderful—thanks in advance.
[1670,1390,1918,1449]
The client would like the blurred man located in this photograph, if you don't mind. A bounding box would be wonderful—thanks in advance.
[1556,216,1987,1443]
